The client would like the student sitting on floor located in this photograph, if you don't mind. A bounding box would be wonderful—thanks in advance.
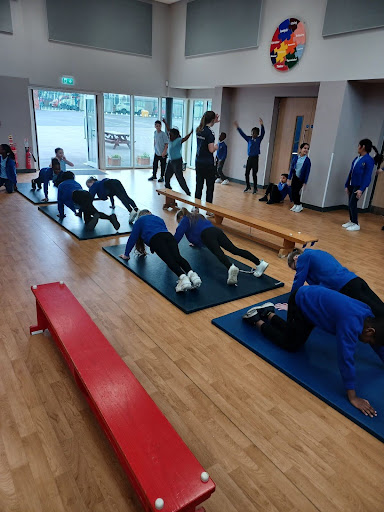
[86,177,139,223]
[57,172,120,231]
[119,209,201,293]
[31,158,62,201]
[259,173,290,204]
[174,208,268,285]
[0,143,17,193]
[242,285,384,416]
[215,132,229,185]
[162,118,193,196]
[288,248,384,317]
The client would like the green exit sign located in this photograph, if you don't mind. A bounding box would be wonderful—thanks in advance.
[61,76,74,86]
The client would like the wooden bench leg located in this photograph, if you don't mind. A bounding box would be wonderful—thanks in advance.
[162,196,178,210]
[214,214,224,225]
[278,239,295,258]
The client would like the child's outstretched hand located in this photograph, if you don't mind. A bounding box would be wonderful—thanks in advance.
[119,254,130,261]
[234,121,239,128]
[214,113,220,123]
[275,303,288,311]
[259,118,264,125]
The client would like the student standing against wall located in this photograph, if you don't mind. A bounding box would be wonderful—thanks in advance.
[234,118,265,194]
[0,144,17,193]
[149,120,168,182]
[288,143,311,213]
[195,111,219,215]
[343,138,374,232]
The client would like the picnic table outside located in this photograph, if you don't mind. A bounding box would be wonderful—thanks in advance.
[105,131,131,149]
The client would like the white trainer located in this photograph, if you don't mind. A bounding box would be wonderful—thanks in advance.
[129,209,138,223]
[215,178,222,183]
[221,179,229,185]
[191,206,199,213]
[176,274,192,293]
[342,221,354,228]
[187,270,202,288]
[227,264,239,285]
[295,204,303,213]
[346,223,360,231]
[290,205,298,211]
[253,260,269,277]
[206,212,215,218]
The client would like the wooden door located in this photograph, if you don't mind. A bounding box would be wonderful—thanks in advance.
[371,172,384,208]
[269,97,317,184]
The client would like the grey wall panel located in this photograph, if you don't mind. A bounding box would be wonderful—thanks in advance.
[185,0,262,57]
[323,0,384,37]
[46,0,152,56]
[0,0,13,34]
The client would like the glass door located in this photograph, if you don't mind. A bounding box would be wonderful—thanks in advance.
[189,100,205,167]
[85,95,98,168]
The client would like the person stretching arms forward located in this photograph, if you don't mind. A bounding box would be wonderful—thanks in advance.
[175,208,269,285]
[243,285,384,416]
[288,248,384,316]
[119,210,202,293]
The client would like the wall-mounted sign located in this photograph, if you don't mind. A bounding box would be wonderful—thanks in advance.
[61,76,75,86]
[270,18,306,72]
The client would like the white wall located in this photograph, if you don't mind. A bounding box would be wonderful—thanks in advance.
[0,0,171,97]
[169,0,384,89]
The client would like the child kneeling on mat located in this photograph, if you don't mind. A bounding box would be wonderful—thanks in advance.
[31,158,62,201]
[242,285,384,416]
[119,210,201,293]
[174,208,268,285]
[57,172,120,231]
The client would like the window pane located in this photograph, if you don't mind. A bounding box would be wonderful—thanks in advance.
[172,99,185,136]
[104,93,131,167]
[161,98,166,120]
[134,96,159,167]
[207,100,212,111]
[291,115,304,155]
[189,100,204,167]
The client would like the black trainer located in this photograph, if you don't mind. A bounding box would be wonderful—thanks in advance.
[242,308,261,326]
[110,213,120,231]
[158,177,164,183]
[259,195,268,202]
[253,188,258,194]
[85,213,100,231]
[31,179,36,191]
[148,176,156,181]
[243,186,251,192]
[266,200,276,205]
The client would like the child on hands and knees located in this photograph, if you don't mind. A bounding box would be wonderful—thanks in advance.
[259,174,290,204]
[119,210,202,293]
[174,208,268,286]
[215,132,229,185]
[162,118,193,195]
[234,118,265,194]
[242,285,384,417]
[32,158,62,201]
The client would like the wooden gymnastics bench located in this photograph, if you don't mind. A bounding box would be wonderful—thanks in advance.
[157,189,318,258]
[30,282,215,512]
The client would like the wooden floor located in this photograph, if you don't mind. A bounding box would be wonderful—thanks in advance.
[1,168,384,512]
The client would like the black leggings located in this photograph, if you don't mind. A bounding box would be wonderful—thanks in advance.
[72,190,111,224]
[195,163,215,203]
[260,291,314,351]
[245,156,259,189]
[340,277,384,317]
[165,159,190,195]
[291,174,304,205]
[105,179,137,211]
[200,226,260,270]
[150,232,192,277]
[0,178,15,193]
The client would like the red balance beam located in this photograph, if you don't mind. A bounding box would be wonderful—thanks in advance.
[30,282,215,512]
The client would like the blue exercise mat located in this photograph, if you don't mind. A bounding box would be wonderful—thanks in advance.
[212,293,384,442]
[103,240,284,314]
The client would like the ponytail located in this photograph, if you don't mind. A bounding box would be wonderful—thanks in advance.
[196,111,216,134]
[287,248,303,267]
[134,209,151,256]
[176,206,205,225]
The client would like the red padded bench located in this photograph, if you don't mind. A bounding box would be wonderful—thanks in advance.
[30,282,215,512]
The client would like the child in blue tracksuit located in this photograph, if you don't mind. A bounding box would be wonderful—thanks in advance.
[215,132,229,184]
[86,177,139,223]
[343,138,375,231]
[288,142,311,212]
[288,248,384,317]
[119,209,201,293]
[57,172,120,231]
[259,173,290,204]
[31,158,63,201]
[234,119,265,193]
[0,144,17,193]
[243,285,384,416]
[174,208,268,285]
